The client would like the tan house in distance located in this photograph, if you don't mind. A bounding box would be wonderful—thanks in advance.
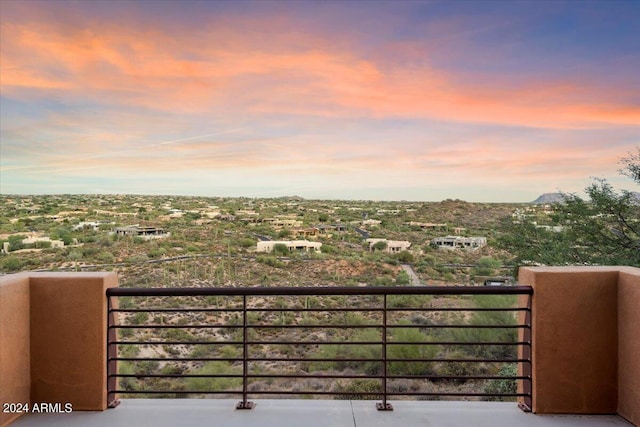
[367,238,411,253]
[256,240,322,253]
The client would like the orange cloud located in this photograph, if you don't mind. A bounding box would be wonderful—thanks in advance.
[2,16,639,129]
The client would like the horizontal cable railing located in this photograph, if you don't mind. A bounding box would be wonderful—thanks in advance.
[107,285,532,411]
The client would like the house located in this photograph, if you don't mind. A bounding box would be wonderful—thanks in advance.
[256,240,322,253]
[72,221,113,231]
[113,226,170,240]
[431,236,487,251]
[406,221,448,230]
[291,228,320,238]
[367,238,411,253]
[317,224,348,235]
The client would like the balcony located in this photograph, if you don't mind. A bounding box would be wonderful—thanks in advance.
[1,267,638,427]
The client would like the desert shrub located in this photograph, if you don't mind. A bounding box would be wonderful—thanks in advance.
[449,295,518,359]
[130,312,149,325]
[1,256,23,272]
[186,361,242,392]
[320,244,337,254]
[147,247,166,258]
[334,379,382,400]
[473,256,502,276]
[238,238,255,248]
[310,329,381,375]
[82,246,99,257]
[388,294,432,309]
[256,255,285,268]
[127,254,148,264]
[395,270,411,285]
[372,241,387,251]
[135,360,160,376]
[388,322,438,376]
[272,243,289,256]
[484,363,517,401]
[440,351,481,383]
[277,229,291,239]
[395,250,415,263]
[373,276,393,286]
[98,251,115,263]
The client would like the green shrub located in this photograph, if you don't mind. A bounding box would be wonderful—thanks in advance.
[484,363,517,401]
[334,379,382,400]
[272,243,289,256]
[98,251,115,263]
[388,322,437,376]
[238,238,255,248]
[147,247,166,258]
[257,255,285,268]
[186,361,242,392]
[1,256,23,272]
[395,251,414,263]
[395,270,411,285]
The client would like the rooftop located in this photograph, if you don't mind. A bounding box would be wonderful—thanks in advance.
[10,400,633,427]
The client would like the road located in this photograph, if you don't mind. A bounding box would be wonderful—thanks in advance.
[400,263,422,286]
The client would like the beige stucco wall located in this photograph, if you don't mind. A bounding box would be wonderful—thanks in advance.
[29,273,117,410]
[0,274,31,427]
[520,266,640,424]
[617,268,640,426]
[0,272,117,427]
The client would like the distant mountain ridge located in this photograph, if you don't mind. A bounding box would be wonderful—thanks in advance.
[532,191,639,204]
[531,193,565,204]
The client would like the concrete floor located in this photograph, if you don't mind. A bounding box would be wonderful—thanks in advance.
[11,400,635,427]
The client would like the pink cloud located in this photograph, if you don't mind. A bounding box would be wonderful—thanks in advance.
[2,15,638,129]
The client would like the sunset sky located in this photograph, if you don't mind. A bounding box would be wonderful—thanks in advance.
[1,0,638,202]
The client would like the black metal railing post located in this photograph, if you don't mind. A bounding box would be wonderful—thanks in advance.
[377,293,392,411]
[107,295,120,408]
[236,294,254,409]
[518,293,533,412]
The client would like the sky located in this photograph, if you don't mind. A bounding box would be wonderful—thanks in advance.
[1,0,639,202]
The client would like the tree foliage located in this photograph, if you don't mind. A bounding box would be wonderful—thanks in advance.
[499,150,639,267]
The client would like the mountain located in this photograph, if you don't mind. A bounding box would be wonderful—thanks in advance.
[531,193,565,204]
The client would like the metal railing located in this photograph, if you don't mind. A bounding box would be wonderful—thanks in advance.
[107,285,532,411]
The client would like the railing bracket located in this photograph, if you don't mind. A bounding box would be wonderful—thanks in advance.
[376,402,393,411]
[236,401,255,410]
[518,402,532,413]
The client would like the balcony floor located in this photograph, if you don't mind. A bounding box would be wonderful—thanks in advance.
[11,400,634,427]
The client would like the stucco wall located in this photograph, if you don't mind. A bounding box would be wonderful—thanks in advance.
[520,266,640,423]
[617,268,640,426]
[519,267,619,414]
[29,273,117,410]
[0,272,117,427]
[0,274,31,427]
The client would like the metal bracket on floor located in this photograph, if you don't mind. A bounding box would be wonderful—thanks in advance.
[236,401,255,410]
[518,402,532,413]
[376,402,393,411]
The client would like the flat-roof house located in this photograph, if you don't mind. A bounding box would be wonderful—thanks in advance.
[113,226,170,240]
[367,238,411,253]
[432,236,487,251]
[256,240,322,253]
